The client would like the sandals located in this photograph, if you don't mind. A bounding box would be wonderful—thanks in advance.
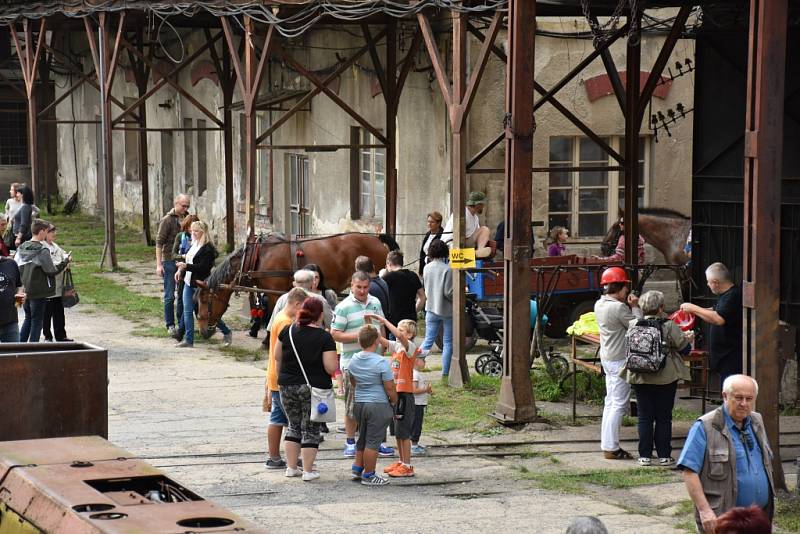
[603,448,634,460]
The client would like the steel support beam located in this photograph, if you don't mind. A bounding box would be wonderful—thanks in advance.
[742,0,788,490]
[130,28,151,245]
[384,21,398,235]
[206,28,237,251]
[494,0,536,423]
[623,10,641,271]
[11,19,46,201]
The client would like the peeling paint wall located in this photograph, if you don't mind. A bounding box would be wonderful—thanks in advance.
[53,16,693,263]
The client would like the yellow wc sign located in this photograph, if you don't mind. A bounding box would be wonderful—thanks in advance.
[449,247,476,269]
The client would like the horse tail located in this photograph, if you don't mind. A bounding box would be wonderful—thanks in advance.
[378,233,400,251]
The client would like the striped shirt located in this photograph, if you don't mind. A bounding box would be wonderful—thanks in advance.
[331,294,384,368]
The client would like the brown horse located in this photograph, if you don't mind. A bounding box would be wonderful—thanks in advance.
[601,207,691,265]
[195,233,399,336]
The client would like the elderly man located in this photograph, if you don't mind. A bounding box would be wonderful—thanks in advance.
[443,191,492,258]
[677,375,774,534]
[155,194,190,336]
[680,262,742,386]
[265,270,333,333]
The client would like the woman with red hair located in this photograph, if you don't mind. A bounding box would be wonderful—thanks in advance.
[274,298,338,481]
[715,505,771,534]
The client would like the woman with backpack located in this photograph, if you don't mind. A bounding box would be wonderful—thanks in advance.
[623,290,693,467]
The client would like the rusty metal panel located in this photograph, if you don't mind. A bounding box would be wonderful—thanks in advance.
[0,436,264,533]
[0,343,107,441]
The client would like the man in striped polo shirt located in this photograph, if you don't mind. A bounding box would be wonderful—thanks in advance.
[332,271,386,457]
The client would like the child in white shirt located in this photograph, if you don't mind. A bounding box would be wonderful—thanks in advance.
[411,354,432,455]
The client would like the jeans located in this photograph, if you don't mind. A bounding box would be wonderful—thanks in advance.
[176,280,185,331]
[632,381,678,459]
[162,260,177,328]
[0,321,19,342]
[182,283,196,344]
[19,297,47,342]
[43,297,67,341]
[600,359,630,452]
[420,311,453,376]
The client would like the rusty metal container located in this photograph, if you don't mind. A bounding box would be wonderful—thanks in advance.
[0,436,264,533]
[0,342,107,441]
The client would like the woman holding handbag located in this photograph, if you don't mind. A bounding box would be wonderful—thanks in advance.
[274,297,338,481]
[42,224,72,342]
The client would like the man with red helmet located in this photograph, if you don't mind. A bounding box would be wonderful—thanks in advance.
[594,266,642,460]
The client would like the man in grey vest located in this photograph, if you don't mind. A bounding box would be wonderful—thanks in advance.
[677,374,774,534]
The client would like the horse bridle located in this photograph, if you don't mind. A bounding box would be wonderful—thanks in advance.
[202,235,297,327]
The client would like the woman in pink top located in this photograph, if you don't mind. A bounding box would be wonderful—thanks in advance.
[594,218,646,264]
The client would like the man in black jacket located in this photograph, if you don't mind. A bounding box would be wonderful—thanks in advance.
[16,219,70,342]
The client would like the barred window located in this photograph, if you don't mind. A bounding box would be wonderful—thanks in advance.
[0,102,28,166]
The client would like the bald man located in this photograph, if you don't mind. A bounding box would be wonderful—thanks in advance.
[156,194,190,336]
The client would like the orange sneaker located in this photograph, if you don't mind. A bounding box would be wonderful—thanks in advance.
[383,461,402,474]
[388,464,414,477]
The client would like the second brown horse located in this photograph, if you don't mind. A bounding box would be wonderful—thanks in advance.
[195,233,400,336]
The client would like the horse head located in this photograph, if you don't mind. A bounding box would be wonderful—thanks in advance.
[196,246,242,337]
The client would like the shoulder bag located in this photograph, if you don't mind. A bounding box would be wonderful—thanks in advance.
[288,324,336,423]
[62,269,80,308]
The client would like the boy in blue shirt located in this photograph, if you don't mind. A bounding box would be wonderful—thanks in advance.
[347,325,397,486]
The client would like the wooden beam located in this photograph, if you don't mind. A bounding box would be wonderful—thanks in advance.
[104,12,127,95]
[83,17,101,81]
[256,30,386,144]
[417,13,452,109]
[275,43,388,144]
[362,23,388,102]
[456,10,502,128]
[247,24,276,113]
[120,36,223,127]
[112,33,221,124]
[220,17,246,97]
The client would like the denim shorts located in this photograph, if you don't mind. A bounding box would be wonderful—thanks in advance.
[269,390,288,426]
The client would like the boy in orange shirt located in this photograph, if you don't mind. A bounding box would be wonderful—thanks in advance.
[365,314,419,477]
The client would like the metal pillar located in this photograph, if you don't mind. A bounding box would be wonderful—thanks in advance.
[385,21,398,235]
[623,9,641,269]
[742,0,788,490]
[449,11,469,387]
[131,28,151,245]
[495,0,536,422]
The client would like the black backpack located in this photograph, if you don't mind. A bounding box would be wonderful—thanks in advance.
[625,318,668,373]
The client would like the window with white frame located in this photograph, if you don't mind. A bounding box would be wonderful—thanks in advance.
[548,136,648,238]
[359,128,385,220]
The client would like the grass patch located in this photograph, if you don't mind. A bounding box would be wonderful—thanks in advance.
[131,326,171,338]
[520,467,679,494]
[672,407,702,421]
[531,367,605,403]
[425,374,500,431]
[219,344,264,362]
[776,494,800,533]
[780,404,800,416]
[672,499,695,517]
[44,213,162,326]
[622,415,637,427]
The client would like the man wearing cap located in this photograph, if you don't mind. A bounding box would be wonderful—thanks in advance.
[594,266,642,460]
[442,191,492,258]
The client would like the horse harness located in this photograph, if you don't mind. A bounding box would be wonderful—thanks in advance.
[232,234,307,290]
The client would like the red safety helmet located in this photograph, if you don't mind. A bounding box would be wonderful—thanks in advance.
[600,267,630,285]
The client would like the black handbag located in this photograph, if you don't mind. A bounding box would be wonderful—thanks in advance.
[62,269,79,308]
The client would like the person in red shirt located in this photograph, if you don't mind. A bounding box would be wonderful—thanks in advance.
[365,314,420,477]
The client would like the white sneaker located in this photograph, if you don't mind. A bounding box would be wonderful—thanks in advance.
[658,457,676,467]
[301,471,320,482]
[285,467,302,477]
[637,457,652,467]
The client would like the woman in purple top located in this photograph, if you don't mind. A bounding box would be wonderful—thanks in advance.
[546,226,569,256]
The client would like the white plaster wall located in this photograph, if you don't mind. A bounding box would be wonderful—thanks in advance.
[53,17,693,258]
